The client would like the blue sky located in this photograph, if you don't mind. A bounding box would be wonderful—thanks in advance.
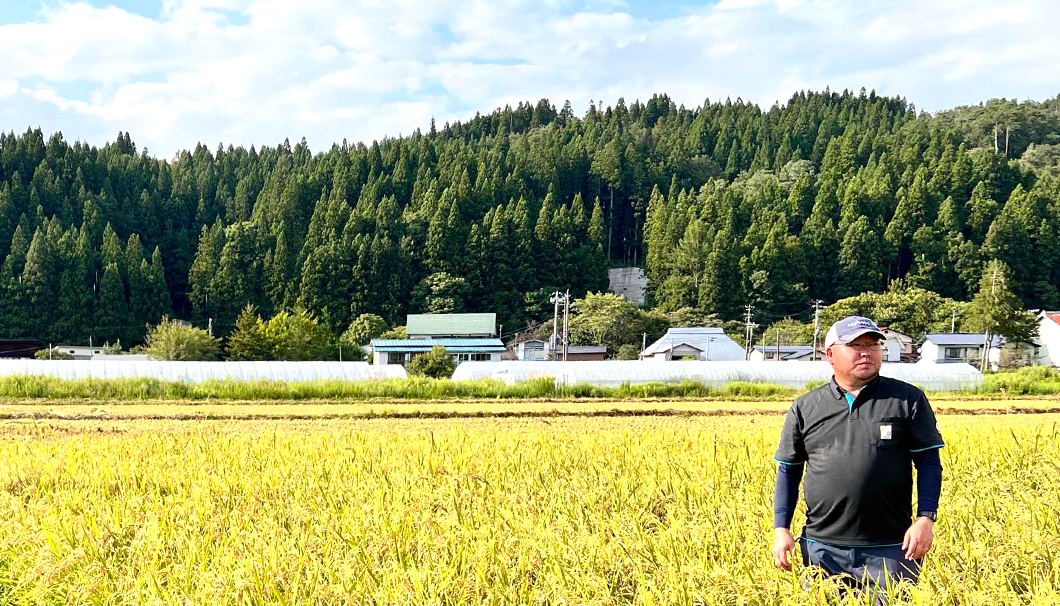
[1,0,1058,157]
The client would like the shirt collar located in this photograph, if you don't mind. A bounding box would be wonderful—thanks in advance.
[830,374,881,400]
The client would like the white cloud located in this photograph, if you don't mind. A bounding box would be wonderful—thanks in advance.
[0,0,1058,156]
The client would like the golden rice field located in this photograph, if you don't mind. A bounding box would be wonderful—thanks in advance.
[0,406,1057,604]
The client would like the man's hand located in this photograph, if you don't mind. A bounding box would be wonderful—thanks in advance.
[772,527,796,571]
[903,517,934,560]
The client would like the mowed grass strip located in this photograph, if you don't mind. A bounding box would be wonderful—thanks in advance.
[0,415,1057,604]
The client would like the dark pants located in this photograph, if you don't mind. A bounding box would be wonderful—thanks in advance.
[799,537,922,605]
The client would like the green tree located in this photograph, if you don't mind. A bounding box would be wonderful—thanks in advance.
[406,344,455,378]
[838,216,886,298]
[823,285,967,339]
[342,313,389,347]
[21,227,60,339]
[143,317,221,361]
[378,325,407,340]
[412,272,469,314]
[965,260,1038,368]
[226,304,272,361]
[569,292,667,355]
[760,318,814,347]
[265,309,335,361]
[95,263,133,344]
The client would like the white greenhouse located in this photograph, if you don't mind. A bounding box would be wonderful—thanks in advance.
[456,360,981,392]
[0,360,407,383]
[449,362,505,381]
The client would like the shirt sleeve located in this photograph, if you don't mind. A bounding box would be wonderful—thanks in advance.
[773,461,804,528]
[912,448,942,514]
[774,402,807,465]
[908,390,945,452]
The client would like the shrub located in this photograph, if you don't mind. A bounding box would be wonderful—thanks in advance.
[33,348,74,360]
[342,314,389,347]
[265,309,335,361]
[144,317,221,361]
[406,345,455,379]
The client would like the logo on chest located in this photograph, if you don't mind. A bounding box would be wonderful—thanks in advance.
[880,423,893,440]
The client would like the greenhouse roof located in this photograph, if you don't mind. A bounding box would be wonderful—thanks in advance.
[465,360,981,392]
[0,361,407,383]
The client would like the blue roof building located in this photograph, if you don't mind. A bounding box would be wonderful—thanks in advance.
[370,338,506,366]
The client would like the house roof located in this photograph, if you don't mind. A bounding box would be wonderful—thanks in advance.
[879,327,913,340]
[641,327,745,360]
[752,345,820,360]
[1042,312,1060,327]
[564,345,607,354]
[924,333,1003,346]
[406,313,496,336]
[753,345,816,354]
[370,338,506,353]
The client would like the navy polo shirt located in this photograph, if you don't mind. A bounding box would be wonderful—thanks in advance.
[773,375,944,546]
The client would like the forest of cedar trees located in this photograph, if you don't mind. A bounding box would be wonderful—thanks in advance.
[1,88,1059,347]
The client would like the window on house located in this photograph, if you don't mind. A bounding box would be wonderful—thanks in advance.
[471,353,491,361]
[944,347,962,359]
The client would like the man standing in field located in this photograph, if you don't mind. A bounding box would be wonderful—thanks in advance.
[770,316,944,603]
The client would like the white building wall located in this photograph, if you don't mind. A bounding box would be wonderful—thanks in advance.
[1039,318,1060,367]
[918,341,941,364]
[884,338,901,362]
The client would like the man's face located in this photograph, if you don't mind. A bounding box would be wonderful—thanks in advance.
[826,333,883,382]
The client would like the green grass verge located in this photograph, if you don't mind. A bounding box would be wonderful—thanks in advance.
[976,366,1060,395]
[0,368,1054,401]
[0,375,806,401]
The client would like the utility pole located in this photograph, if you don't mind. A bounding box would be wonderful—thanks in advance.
[982,264,1000,371]
[551,291,562,360]
[562,289,570,362]
[776,328,781,362]
[744,304,756,360]
[208,317,213,338]
[812,299,823,361]
[951,309,957,333]
[641,332,647,359]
